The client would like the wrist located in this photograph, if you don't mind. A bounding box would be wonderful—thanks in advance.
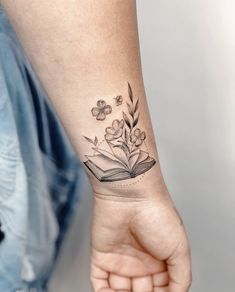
[90,163,169,202]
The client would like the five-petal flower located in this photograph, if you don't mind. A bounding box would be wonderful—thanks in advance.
[131,128,146,146]
[114,95,123,106]
[105,119,124,141]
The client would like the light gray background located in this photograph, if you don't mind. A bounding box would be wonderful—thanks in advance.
[50,1,235,291]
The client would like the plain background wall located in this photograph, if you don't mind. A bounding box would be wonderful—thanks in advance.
[50,1,235,291]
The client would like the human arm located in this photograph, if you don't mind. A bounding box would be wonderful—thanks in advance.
[1,1,192,291]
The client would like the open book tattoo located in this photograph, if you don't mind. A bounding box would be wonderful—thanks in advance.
[83,83,156,182]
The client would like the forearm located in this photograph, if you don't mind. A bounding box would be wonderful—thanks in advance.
[2,0,167,198]
[1,3,192,289]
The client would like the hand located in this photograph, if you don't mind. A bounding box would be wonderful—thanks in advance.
[90,190,192,292]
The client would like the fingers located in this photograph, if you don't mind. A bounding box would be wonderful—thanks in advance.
[91,249,192,292]
[109,273,169,292]
[153,272,169,287]
[167,242,192,292]
[91,264,132,292]
[109,274,131,290]
[91,264,111,292]
[153,272,169,292]
[95,273,168,291]
[154,288,169,292]
[132,275,152,292]
[92,279,110,291]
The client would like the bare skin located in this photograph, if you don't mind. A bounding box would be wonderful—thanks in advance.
[1,1,192,291]
[91,183,191,292]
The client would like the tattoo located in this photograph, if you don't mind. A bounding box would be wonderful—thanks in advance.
[91,100,112,121]
[114,95,123,106]
[83,136,98,146]
[84,83,156,182]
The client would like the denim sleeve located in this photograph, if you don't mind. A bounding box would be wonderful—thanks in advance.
[0,8,83,292]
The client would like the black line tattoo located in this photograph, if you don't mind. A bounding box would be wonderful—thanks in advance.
[91,100,112,121]
[84,83,156,182]
[114,95,123,106]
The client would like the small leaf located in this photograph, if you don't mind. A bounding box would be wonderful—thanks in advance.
[83,136,94,144]
[123,112,132,129]
[94,136,98,146]
[133,113,140,128]
[127,103,134,117]
[113,145,123,149]
[124,128,128,143]
[134,99,139,113]
[128,82,133,103]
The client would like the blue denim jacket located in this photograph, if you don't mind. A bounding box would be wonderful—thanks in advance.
[0,8,82,292]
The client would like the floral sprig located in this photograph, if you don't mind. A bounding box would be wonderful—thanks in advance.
[84,83,146,163]
[122,82,140,130]
[83,136,98,146]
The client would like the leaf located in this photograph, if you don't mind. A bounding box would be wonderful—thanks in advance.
[124,128,128,143]
[133,113,140,128]
[83,136,94,144]
[123,111,132,129]
[127,102,134,117]
[94,136,98,146]
[134,99,139,113]
[128,82,133,103]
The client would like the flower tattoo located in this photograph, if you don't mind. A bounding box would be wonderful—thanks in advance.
[83,83,156,182]
[131,128,146,146]
[114,95,123,106]
[91,100,112,121]
[105,119,124,141]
